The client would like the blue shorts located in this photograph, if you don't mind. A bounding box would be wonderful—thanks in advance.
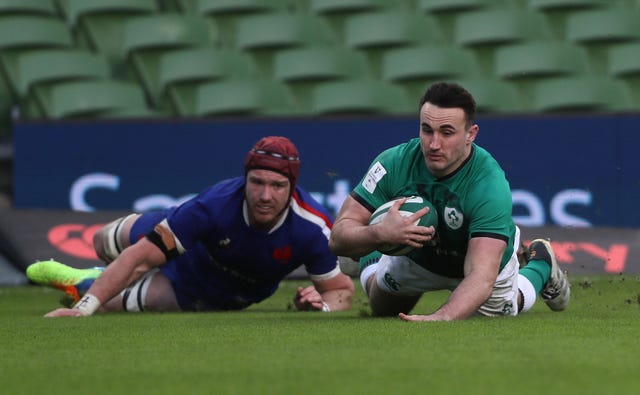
[130,210,275,311]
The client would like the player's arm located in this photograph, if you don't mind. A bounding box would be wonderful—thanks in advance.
[45,237,167,317]
[400,236,504,321]
[329,195,430,258]
[294,271,355,312]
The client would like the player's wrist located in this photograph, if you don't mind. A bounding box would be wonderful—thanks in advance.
[73,293,101,316]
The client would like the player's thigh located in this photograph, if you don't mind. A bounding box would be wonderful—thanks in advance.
[101,269,181,312]
[368,280,421,316]
[369,254,460,316]
[144,270,181,312]
[93,213,140,262]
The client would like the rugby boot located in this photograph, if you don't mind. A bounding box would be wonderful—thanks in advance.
[529,239,570,311]
[26,260,103,304]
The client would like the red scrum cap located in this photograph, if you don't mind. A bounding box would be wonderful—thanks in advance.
[244,136,301,187]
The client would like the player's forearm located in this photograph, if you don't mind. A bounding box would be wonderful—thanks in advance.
[321,285,355,311]
[81,242,162,314]
[434,275,494,320]
[329,220,382,258]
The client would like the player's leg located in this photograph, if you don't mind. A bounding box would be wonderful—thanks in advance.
[93,213,140,263]
[517,238,570,313]
[101,269,181,312]
[29,211,172,306]
[359,253,455,317]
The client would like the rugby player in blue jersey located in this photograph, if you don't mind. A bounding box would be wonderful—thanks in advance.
[29,136,354,316]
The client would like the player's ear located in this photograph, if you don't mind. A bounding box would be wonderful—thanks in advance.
[466,124,478,144]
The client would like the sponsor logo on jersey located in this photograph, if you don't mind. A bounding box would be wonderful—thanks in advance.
[218,237,231,249]
[444,207,463,230]
[362,161,387,194]
[383,272,400,291]
[273,245,292,264]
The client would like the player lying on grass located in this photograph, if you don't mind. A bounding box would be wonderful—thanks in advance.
[329,82,570,321]
[28,136,354,316]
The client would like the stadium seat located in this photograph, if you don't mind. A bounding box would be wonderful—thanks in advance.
[566,8,640,44]
[234,13,338,76]
[185,0,290,14]
[122,14,217,106]
[455,9,552,47]
[381,45,479,81]
[309,0,401,37]
[23,80,149,120]
[185,0,290,47]
[272,46,371,110]
[609,43,640,78]
[0,15,73,130]
[527,0,607,39]
[310,0,396,14]
[494,41,590,79]
[454,9,553,76]
[235,13,337,50]
[0,15,72,52]
[531,76,634,113]
[273,46,370,81]
[0,0,57,16]
[455,79,524,113]
[57,0,159,73]
[344,11,443,50]
[310,80,411,115]
[608,43,640,108]
[417,0,500,39]
[381,45,479,99]
[565,8,640,73]
[160,47,260,111]
[0,48,110,100]
[343,11,445,77]
[188,79,298,117]
[528,0,607,11]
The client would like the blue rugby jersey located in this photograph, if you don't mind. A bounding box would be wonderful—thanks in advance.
[155,177,339,309]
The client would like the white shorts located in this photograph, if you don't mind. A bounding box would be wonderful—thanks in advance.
[372,228,521,317]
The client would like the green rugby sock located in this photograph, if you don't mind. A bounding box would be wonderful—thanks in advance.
[359,250,382,272]
[519,259,551,293]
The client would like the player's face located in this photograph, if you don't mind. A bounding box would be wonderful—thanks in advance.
[419,102,478,178]
[245,169,291,230]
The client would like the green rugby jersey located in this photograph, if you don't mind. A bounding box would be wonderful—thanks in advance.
[352,138,516,278]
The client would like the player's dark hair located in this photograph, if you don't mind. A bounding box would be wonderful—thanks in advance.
[419,82,476,125]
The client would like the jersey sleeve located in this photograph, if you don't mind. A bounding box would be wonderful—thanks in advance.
[291,188,341,280]
[466,174,513,241]
[352,145,403,213]
[302,229,341,280]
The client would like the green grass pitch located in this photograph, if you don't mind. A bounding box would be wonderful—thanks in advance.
[1,275,639,395]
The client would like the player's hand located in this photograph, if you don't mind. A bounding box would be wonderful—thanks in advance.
[380,198,433,247]
[44,308,84,318]
[398,312,446,322]
[293,285,325,311]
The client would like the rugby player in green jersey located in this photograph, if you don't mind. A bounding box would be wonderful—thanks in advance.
[329,82,569,321]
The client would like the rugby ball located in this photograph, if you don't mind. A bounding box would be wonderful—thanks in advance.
[368,196,438,256]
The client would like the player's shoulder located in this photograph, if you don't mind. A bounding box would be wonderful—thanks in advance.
[290,186,333,229]
[379,138,421,159]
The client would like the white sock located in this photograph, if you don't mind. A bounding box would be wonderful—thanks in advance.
[360,263,379,297]
[518,274,537,313]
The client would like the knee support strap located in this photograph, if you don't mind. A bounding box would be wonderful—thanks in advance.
[121,268,158,312]
[100,214,137,262]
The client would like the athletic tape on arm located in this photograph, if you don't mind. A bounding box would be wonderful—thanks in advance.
[145,220,184,260]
